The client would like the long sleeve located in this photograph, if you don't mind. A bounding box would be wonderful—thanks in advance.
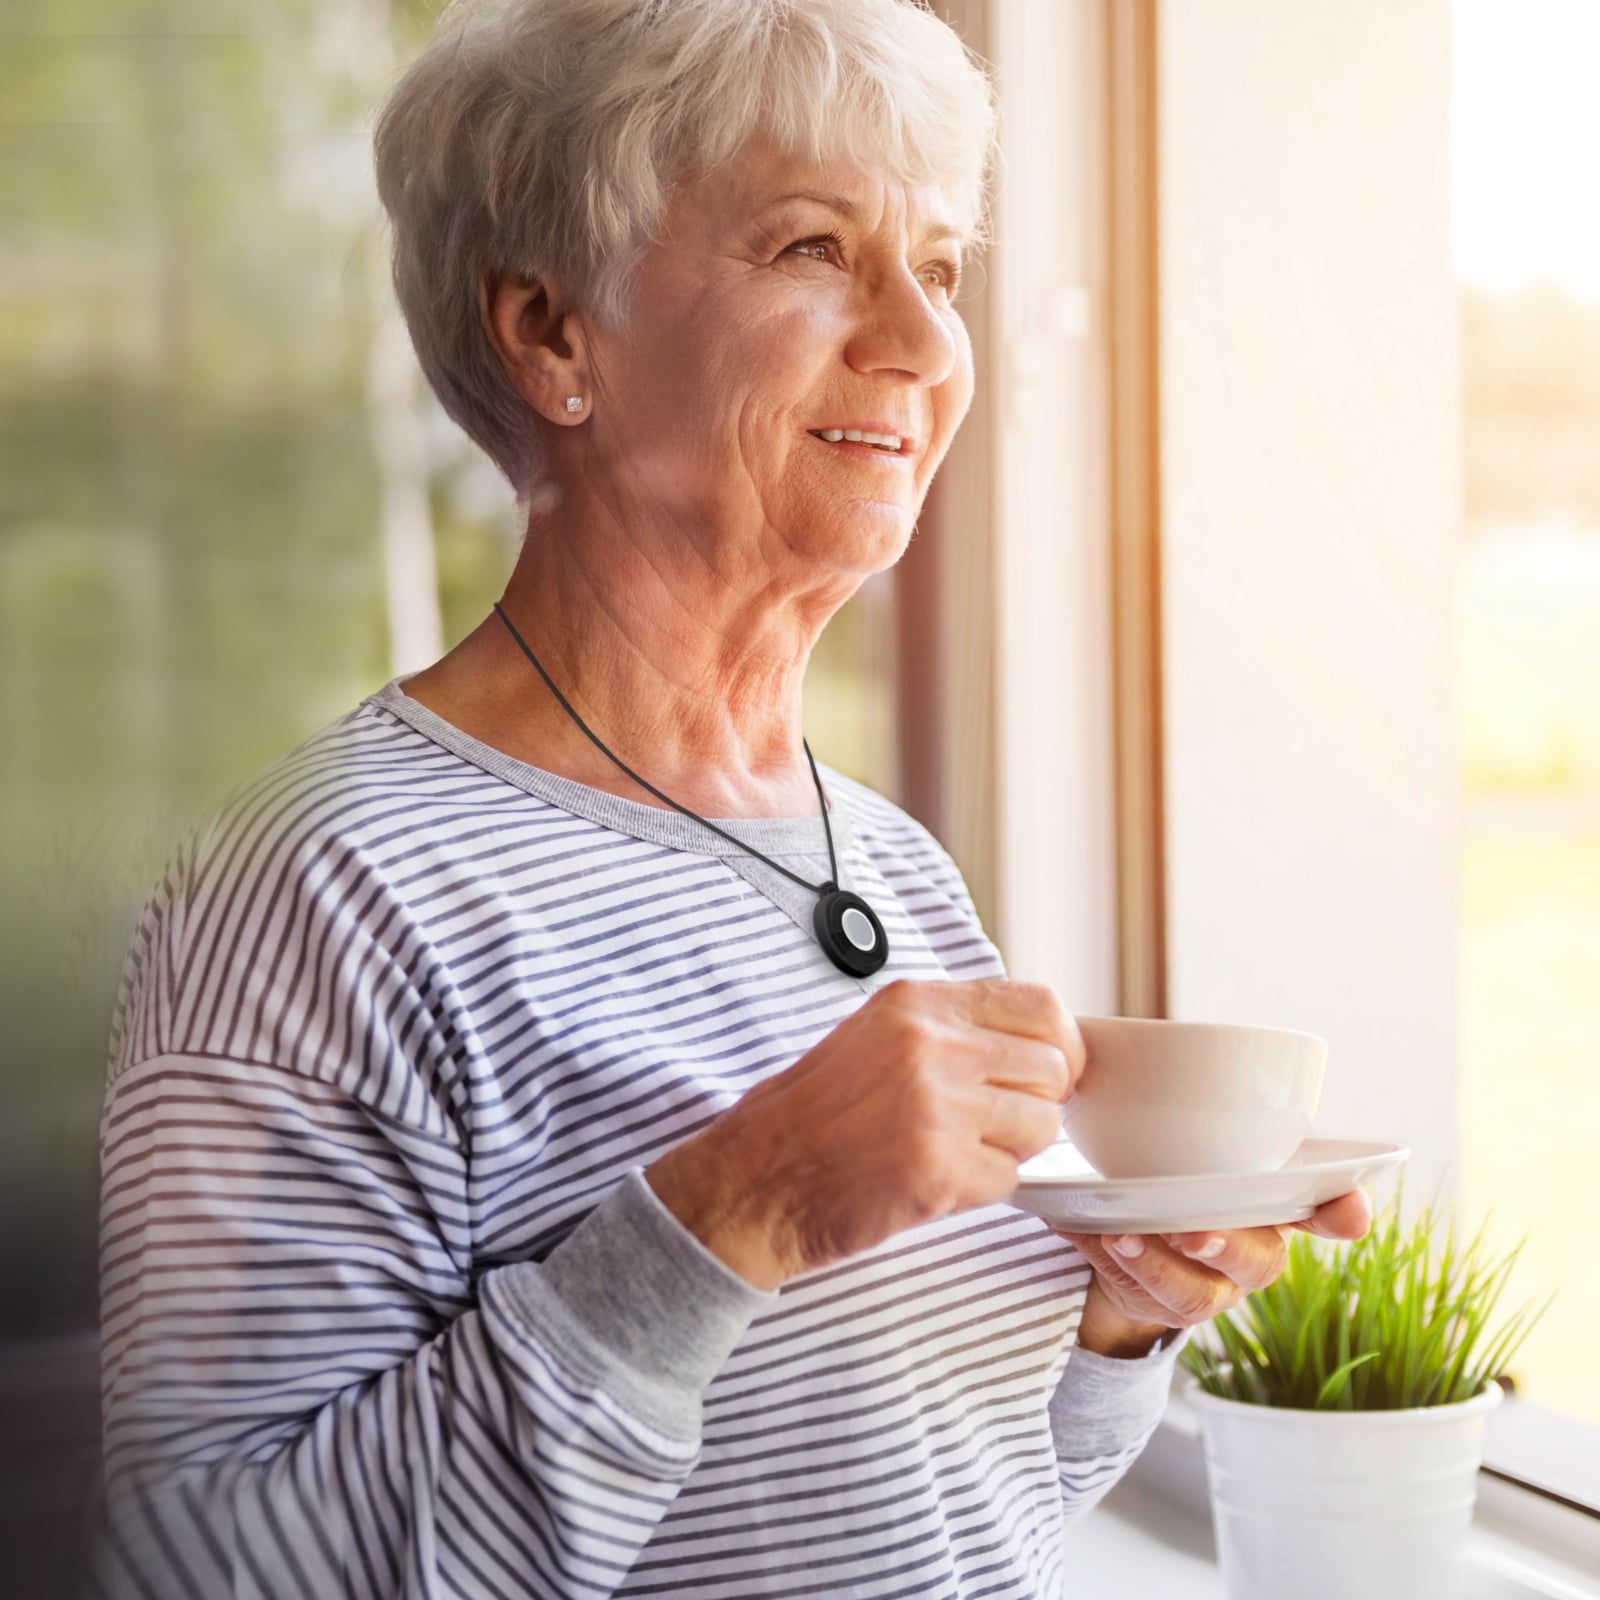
[1049,1331,1189,1525]
[93,1052,774,1599]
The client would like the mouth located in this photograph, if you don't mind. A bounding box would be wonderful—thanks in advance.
[806,426,913,458]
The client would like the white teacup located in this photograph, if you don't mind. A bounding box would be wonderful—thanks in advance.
[1060,1017,1326,1178]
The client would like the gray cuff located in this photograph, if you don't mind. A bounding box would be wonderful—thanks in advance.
[1050,1328,1189,1459]
[492,1169,777,1441]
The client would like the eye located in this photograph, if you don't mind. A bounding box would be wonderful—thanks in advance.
[785,230,846,264]
[920,258,963,296]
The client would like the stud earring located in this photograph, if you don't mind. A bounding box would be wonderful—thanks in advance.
[565,396,584,413]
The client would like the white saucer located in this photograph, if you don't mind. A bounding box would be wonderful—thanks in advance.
[1009,1137,1409,1234]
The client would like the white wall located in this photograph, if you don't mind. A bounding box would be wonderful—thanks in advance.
[1157,0,1462,1196]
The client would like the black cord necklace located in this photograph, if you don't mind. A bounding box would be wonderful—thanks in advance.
[492,602,889,978]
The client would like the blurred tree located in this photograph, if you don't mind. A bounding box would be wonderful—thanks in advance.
[0,0,507,1337]
[0,0,890,1344]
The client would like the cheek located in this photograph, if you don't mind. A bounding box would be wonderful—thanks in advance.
[653,311,833,464]
[730,313,850,470]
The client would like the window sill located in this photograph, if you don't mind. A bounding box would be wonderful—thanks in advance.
[1484,1394,1600,1517]
[1063,1386,1600,1599]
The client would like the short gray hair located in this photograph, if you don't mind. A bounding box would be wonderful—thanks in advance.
[372,0,998,494]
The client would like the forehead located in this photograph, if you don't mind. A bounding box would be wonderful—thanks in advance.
[677,137,970,248]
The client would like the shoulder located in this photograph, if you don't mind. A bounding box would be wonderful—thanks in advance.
[170,701,456,962]
[196,692,492,858]
[182,690,577,914]
[107,696,511,1128]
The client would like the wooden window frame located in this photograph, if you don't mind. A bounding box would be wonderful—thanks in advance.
[898,0,1165,1021]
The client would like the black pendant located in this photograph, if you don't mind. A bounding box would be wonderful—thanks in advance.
[813,881,889,977]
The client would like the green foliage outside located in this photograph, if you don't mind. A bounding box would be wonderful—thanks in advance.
[1,1,893,1337]
[1460,830,1600,1425]
[5,1,394,1333]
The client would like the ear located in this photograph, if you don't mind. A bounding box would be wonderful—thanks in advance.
[478,269,591,425]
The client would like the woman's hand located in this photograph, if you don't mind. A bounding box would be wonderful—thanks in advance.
[647,977,1084,1289]
[1060,1187,1375,1357]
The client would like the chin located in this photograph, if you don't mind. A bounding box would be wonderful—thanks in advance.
[806,506,914,574]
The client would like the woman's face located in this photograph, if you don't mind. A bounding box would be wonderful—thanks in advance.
[577,139,975,580]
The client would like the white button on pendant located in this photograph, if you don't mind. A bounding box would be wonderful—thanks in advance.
[841,906,877,952]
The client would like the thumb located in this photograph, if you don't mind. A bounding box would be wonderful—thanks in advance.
[1291,1187,1373,1241]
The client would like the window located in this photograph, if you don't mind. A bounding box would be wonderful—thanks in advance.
[1453,0,1600,1478]
[1129,0,1600,1522]
[930,0,1600,1556]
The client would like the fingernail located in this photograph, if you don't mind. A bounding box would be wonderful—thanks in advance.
[1186,1237,1225,1261]
[1109,1235,1144,1258]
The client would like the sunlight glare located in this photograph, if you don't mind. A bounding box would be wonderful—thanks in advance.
[1452,0,1600,300]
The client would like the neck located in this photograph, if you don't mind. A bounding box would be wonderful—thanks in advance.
[408,487,861,819]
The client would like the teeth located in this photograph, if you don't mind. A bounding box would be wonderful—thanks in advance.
[813,428,904,451]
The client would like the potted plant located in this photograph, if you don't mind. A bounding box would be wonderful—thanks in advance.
[1180,1187,1553,1600]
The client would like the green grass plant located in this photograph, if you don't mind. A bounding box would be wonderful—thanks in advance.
[1180,1188,1554,1411]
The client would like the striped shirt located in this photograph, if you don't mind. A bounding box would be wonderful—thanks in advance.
[94,676,1181,1599]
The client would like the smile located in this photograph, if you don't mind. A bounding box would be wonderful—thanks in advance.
[807,428,912,458]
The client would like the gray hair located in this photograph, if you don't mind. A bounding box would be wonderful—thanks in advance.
[372,0,998,494]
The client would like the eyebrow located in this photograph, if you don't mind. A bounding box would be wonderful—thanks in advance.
[760,189,967,251]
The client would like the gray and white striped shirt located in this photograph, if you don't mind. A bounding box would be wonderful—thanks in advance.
[94,676,1180,1599]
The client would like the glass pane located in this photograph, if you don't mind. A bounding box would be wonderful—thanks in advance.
[2,1,395,1340]
[1453,0,1600,1428]
[1,0,908,1353]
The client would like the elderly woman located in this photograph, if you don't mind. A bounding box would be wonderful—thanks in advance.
[95,1,1368,1595]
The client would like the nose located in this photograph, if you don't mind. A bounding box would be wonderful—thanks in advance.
[843,263,958,389]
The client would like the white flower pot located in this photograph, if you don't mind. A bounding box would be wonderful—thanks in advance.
[1188,1379,1503,1600]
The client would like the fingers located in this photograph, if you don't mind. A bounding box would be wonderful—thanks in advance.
[876,978,1082,1104]
[995,980,1087,1094]
[1102,1236,1249,1326]
[980,1033,1078,1103]
[975,1082,1067,1163]
[1059,1233,1141,1296]
[1057,1231,1226,1329]
[1058,1226,1287,1328]
[1162,1225,1289,1291]
[945,978,1087,1097]
[967,1140,1039,1208]
[1289,1186,1373,1240]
